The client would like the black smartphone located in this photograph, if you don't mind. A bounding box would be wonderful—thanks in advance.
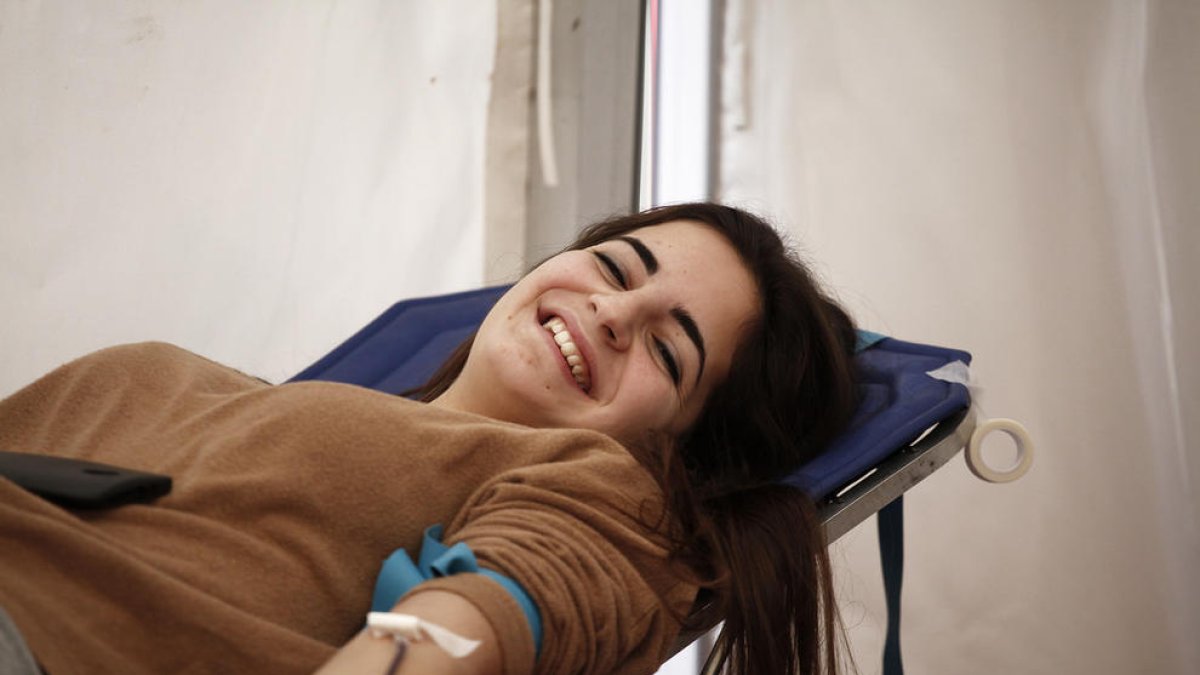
[0,450,172,509]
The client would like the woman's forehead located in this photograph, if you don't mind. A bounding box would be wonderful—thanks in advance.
[621,221,749,283]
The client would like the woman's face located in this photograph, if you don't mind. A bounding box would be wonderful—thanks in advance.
[434,220,759,443]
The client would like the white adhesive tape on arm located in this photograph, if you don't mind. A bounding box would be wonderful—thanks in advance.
[366,612,481,659]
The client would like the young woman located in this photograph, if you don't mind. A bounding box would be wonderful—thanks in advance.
[0,203,858,674]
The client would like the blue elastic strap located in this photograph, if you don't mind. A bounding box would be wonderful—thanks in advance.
[371,525,543,657]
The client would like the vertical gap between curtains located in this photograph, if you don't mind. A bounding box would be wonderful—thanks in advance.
[484,0,535,284]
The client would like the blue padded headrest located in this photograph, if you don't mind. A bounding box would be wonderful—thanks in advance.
[291,287,971,501]
[779,338,971,499]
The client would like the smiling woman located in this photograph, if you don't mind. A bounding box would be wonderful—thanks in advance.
[0,203,858,675]
[399,202,861,675]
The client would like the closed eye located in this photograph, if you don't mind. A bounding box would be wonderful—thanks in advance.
[655,338,681,386]
[594,251,627,289]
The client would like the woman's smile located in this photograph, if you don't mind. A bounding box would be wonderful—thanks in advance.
[540,315,593,393]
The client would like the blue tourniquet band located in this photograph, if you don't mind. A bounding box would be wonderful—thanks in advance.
[371,525,543,658]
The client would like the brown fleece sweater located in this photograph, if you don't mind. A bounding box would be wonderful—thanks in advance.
[0,343,695,675]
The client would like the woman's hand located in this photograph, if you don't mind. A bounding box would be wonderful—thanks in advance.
[315,590,502,675]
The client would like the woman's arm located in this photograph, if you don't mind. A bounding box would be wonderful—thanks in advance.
[316,591,502,675]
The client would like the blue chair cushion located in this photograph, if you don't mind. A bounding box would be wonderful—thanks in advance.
[780,338,971,499]
[290,286,508,395]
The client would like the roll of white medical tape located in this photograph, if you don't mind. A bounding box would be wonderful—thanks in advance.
[966,418,1034,483]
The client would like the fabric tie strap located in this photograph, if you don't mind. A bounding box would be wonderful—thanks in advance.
[371,525,543,657]
[855,329,888,353]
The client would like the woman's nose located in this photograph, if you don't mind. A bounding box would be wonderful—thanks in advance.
[589,292,637,351]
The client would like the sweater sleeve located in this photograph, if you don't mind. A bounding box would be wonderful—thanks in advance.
[415,431,697,675]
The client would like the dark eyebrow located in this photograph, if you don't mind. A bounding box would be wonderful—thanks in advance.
[614,235,705,385]
[671,307,707,385]
[616,236,658,274]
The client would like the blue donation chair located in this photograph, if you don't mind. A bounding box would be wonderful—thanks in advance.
[291,286,1031,675]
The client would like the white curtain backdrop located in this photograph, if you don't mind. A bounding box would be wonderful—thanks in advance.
[0,1,498,396]
[722,0,1197,673]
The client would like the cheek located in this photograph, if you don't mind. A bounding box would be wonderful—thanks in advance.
[607,363,680,433]
[468,316,542,395]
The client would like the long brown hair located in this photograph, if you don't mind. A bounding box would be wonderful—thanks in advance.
[414,203,859,674]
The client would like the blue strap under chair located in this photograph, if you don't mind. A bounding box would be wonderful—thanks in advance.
[292,286,975,675]
[879,496,905,675]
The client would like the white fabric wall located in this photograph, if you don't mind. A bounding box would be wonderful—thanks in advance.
[0,1,497,396]
[722,1,1197,673]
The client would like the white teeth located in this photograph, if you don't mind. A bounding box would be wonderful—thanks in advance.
[542,315,591,391]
